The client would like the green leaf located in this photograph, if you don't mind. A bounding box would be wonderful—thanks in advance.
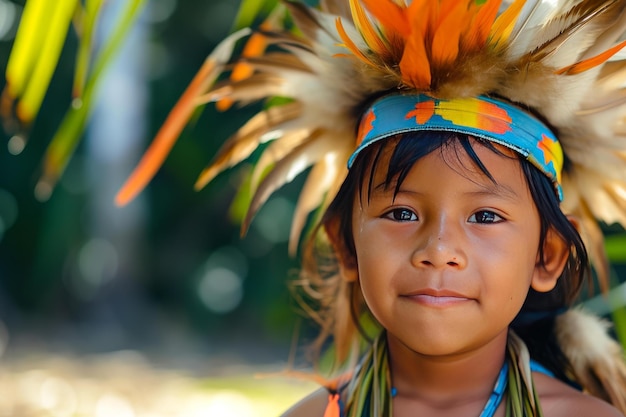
[38,0,146,198]
[605,234,626,263]
[611,305,626,347]
[232,0,279,30]
[7,0,78,123]
[73,0,106,97]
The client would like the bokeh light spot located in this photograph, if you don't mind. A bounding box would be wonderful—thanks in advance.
[198,267,243,314]
[147,0,177,23]
[78,238,119,287]
[252,197,294,244]
[8,134,26,155]
[39,377,78,416]
[95,394,135,417]
[0,0,19,41]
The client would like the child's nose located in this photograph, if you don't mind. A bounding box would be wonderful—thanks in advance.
[410,217,467,269]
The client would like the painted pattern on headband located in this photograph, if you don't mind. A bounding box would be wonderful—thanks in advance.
[352,94,564,200]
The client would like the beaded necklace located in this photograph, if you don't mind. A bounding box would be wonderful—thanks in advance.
[336,331,544,417]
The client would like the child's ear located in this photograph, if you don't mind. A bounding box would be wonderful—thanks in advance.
[531,226,570,293]
[324,216,359,282]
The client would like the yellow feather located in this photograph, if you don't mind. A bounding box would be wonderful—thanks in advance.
[489,0,526,52]
[335,17,379,69]
[348,0,388,58]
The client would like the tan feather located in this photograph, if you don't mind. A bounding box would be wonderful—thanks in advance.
[242,130,340,233]
[194,102,302,190]
[290,158,337,255]
[199,73,290,104]
[288,144,352,255]
[533,4,622,68]
[579,5,626,60]
[250,128,311,190]
[556,309,626,413]
[285,0,340,42]
[509,0,620,63]
[561,187,611,291]
[320,0,352,20]
[508,331,537,409]
[242,52,315,74]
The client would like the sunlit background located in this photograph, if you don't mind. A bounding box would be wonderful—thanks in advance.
[0,0,625,416]
[0,0,317,415]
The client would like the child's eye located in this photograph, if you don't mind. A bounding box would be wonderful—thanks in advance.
[384,208,418,222]
[468,210,503,224]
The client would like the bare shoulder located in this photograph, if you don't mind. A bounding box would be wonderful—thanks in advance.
[280,387,330,417]
[534,372,624,417]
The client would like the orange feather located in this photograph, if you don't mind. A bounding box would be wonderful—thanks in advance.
[335,17,378,69]
[390,0,431,89]
[360,0,410,38]
[115,56,217,206]
[556,40,626,75]
[400,34,431,89]
[323,393,341,417]
[406,0,431,40]
[465,0,502,51]
[216,25,270,111]
[431,1,467,66]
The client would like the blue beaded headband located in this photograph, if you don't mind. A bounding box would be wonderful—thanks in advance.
[350,94,564,200]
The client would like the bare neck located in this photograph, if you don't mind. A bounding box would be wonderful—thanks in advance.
[387,330,508,411]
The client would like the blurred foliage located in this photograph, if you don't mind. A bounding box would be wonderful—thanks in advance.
[0,0,624,370]
[0,0,310,364]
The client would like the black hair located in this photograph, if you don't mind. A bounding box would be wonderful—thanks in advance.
[323,130,590,384]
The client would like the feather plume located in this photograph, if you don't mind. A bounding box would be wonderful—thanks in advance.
[117,0,626,277]
[289,150,349,255]
[111,1,626,412]
[250,127,314,189]
[508,331,537,409]
[195,102,303,190]
[243,130,343,232]
[556,309,626,413]
[115,28,251,206]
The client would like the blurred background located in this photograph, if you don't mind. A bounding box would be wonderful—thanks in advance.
[0,0,624,416]
[0,0,317,415]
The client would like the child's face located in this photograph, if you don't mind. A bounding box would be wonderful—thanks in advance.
[347,140,549,357]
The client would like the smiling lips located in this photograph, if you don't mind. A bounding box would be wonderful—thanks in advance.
[403,289,473,307]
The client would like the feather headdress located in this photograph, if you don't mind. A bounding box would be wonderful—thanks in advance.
[115,0,626,410]
[116,0,626,279]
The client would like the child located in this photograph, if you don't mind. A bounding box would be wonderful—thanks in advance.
[116,0,626,415]
[283,99,626,416]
